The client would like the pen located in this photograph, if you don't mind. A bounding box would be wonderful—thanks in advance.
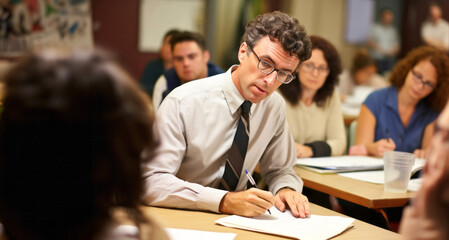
[245,169,271,215]
[385,128,390,142]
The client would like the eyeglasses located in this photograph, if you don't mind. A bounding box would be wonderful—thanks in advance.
[411,69,435,90]
[247,44,295,84]
[300,63,329,76]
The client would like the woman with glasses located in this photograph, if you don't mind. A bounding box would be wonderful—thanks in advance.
[353,46,449,158]
[278,35,346,158]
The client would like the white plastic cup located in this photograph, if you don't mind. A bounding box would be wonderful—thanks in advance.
[383,151,416,193]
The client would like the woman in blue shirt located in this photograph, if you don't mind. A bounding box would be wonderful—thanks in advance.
[354,46,449,158]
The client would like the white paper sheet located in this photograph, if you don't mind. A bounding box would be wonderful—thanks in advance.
[165,228,236,240]
[338,158,425,184]
[339,170,385,184]
[215,207,354,240]
[338,171,423,192]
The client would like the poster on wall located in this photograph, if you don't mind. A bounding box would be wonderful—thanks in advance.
[0,0,93,57]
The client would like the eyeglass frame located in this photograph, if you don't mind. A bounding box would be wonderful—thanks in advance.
[411,68,436,90]
[247,44,296,84]
[300,62,330,76]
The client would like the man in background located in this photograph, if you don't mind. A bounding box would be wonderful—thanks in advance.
[140,29,180,98]
[152,31,223,109]
[421,1,449,53]
[367,8,400,74]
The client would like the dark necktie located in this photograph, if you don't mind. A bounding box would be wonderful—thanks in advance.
[218,101,252,191]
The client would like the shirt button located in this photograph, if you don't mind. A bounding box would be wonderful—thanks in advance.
[398,138,402,143]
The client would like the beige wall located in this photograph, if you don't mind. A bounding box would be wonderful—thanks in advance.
[285,0,361,69]
[212,0,243,68]
[212,0,362,70]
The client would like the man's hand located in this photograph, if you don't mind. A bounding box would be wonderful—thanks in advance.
[275,188,310,218]
[219,188,275,217]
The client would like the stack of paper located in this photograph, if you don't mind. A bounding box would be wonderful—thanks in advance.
[215,207,354,240]
[297,156,384,173]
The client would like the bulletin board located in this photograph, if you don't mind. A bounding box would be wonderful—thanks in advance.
[0,0,93,57]
[138,0,205,52]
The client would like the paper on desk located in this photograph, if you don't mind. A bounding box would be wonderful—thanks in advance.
[215,207,354,240]
[338,158,426,184]
[407,178,422,192]
[165,228,236,240]
[338,171,423,192]
[297,156,384,173]
[339,170,384,184]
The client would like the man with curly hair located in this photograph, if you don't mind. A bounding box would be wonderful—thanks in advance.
[144,11,312,217]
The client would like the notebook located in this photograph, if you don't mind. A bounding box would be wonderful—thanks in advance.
[297,156,384,173]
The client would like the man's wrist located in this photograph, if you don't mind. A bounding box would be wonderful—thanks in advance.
[276,187,295,195]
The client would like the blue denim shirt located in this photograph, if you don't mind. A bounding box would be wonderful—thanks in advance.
[364,87,439,152]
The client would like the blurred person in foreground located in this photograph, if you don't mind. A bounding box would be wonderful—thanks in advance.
[399,99,449,239]
[0,48,169,240]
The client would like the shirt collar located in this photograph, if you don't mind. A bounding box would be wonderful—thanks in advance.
[386,86,432,125]
[222,65,251,115]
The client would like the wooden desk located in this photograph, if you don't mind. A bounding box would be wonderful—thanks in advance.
[295,167,415,209]
[143,203,399,240]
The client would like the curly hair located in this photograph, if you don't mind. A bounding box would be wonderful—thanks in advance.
[242,11,312,62]
[0,48,156,239]
[389,45,449,111]
[279,35,342,106]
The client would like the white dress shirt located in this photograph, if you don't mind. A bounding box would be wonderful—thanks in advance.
[421,18,449,50]
[152,74,167,111]
[143,65,303,213]
[369,23,399,60]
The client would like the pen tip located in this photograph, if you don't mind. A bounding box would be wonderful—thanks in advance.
[244,169,249,174]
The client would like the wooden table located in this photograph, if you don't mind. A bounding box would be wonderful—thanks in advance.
[142,203,399,240]
[295,167,415,209]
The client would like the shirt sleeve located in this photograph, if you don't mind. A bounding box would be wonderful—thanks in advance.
[258,97,304,195]
[325,90,347,156]
[152,76,167,111]
[363,89,382,117]
[142,97,227,213]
